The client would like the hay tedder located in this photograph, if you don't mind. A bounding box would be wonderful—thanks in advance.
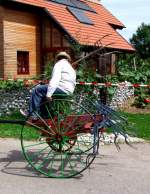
[0,86,133,178]
[0,36,135,178]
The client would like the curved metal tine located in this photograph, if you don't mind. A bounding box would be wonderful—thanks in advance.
[116,125,137,149]
[106,114,128,128]
[112,124,128,147]
[86,77,134,151]
[94,34,113,55]
[113,131,121,151]
[72,39,114,66]
[111,121,137,149]
[108,118,128,136]
[94,34,112,48]
[109,114,129,129]
[124,137,137,150]
[97,103,128,125]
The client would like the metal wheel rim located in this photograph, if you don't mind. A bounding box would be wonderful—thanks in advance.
[21,98,99,178]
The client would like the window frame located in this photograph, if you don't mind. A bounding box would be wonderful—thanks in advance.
[17,51,30,75]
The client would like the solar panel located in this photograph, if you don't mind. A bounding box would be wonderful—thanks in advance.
[73,0,96,12]
[67,6,93,25]
[48,0,96,13]
[50,0,74,7]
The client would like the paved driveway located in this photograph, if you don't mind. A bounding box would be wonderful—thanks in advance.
[0,138,150,194]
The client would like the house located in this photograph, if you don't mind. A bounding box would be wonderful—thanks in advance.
[0,0,135,79]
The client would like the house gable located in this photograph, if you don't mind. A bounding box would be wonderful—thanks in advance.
[3,0,134,52]
[0,0,135,79]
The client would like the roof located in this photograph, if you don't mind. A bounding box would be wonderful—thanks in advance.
[7,0,135,52]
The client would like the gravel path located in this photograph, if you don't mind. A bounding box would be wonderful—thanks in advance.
[0,138,150,194]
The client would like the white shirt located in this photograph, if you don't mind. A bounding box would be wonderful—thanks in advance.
[46,59,76,97]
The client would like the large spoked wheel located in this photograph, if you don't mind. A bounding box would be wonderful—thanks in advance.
[21,96,99,178]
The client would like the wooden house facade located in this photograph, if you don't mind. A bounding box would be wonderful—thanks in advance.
[0,0,135,79]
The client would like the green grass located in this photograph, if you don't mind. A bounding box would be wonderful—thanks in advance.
[122,112,150,140]
[0,112,150,140]
[0,112,23,138]
[0,112,38,140]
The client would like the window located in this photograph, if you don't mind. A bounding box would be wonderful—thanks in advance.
[67,7,93,25]
[98,54,112,75]
[17,51,29,74]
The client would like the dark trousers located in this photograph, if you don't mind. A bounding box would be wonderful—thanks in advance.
[28,84,66,116]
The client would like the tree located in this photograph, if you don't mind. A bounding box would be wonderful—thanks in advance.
[130,23,150,59]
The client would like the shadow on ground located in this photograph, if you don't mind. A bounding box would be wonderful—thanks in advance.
[0,150,43,178]
[0,150,83,179]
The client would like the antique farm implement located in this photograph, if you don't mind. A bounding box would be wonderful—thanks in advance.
[0,88,133,178]
[0,35,134,178]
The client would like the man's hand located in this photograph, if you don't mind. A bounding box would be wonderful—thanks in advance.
[46,96,52,101]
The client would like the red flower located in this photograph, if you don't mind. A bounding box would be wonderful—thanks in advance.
[144,99,150,103]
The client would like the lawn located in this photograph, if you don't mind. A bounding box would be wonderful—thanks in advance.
[0,112,150,140]
[0,113,38,140]
[123,112,150,140]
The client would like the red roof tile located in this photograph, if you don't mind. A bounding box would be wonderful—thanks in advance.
[85,0,125,28]
[10,0,135,51]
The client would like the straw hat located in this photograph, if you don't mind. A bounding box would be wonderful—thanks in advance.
[56,51,71,61]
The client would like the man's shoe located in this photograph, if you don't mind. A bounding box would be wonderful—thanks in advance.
[20,109,29,117]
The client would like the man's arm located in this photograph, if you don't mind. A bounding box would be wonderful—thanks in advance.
[46,61,62,99]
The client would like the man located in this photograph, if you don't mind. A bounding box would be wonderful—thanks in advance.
[20,51,76,120]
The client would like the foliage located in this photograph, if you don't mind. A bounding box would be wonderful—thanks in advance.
[0,80,24,90]
[104,42,150,108]
[43,60,54,80]
[130,23,150,60]
[106,59,150,108]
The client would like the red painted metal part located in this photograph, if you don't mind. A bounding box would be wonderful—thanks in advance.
[30,114,104,138]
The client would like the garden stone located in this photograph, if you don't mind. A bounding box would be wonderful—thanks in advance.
[110,81,134,110]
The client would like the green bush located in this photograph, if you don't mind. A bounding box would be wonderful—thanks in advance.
[0,80,24,90]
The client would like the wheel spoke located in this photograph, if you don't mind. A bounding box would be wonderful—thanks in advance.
[64,152,77,174]
[21,98,99,178]
[36,149,53,170]
[27,145,50,161]
[34,111,55,135]
[45,104,59,134]
[26,120,54,136]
